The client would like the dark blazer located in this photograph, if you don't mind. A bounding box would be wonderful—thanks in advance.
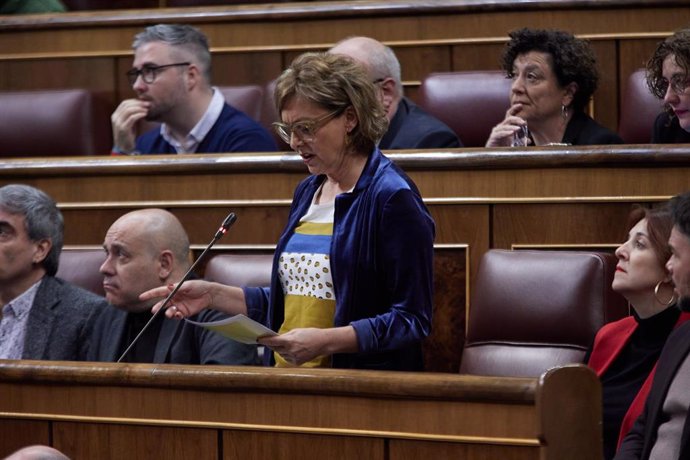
[379,97,462,150]
[615,321,690,459]
[651,112,690,143]
[87,306,258,365]
[562,111,624,145]
[23,276,107,361]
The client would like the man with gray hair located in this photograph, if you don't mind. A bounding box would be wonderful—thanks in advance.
[88,208,257,364]
[111,24,276,155]
[0,184,106,361]
[330,36,462,149]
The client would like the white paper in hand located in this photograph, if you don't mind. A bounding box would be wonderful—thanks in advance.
[184,314,277,344]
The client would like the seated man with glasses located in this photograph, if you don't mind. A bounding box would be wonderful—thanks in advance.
[329,36,462,150]
[111,24,276,155]
[646,28,690,143]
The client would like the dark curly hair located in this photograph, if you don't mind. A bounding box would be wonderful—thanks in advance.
[646,28,690,100]
[501,28,599,113]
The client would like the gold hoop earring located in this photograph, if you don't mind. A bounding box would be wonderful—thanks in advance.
[654,280,676,306]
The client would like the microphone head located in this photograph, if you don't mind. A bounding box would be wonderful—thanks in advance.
[222,212,237,230]
[214,212,237,240]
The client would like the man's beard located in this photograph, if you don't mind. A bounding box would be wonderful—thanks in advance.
[678,296,690,312]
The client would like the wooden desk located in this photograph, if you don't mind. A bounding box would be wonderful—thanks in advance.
[0,361,601,460]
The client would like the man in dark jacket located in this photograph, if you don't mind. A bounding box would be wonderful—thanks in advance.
[330,36,462,150]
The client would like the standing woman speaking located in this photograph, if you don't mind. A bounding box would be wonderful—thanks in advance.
[143,52,435,371]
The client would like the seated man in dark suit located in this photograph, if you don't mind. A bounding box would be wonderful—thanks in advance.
[111,24,277,155]
[88,208,258,364]
[0,184,106,360]
[616,190,690,459]
[330,36,462,149]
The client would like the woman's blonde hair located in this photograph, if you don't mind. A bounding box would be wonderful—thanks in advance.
[274,52,388,154]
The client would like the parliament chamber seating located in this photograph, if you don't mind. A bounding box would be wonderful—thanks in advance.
[0,89,111,157]
[261,78,291,151]
[459,249,629,377]
[418,71,512,147]
[56,249,106,296]
[204,253,273,287]
[617,68,664,144]
[219,85,265,122]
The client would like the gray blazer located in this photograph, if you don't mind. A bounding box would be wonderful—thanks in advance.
[23,276,107,361]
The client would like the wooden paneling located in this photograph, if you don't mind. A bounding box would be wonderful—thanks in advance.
[0,420,50,457]
[53,423,218,460]
[389,439,536,460]
[223,431,384,460]
[396,45,453,82]
[591,40,619,132]
[426,246,467,373]
[0,361,603,460]
[451,43,507,72]
[61,205,291,246]
[492,203,643,249]
[619,38,662,78]
[0,57,116,103]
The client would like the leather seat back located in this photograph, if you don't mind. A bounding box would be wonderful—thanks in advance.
[460,249,628,377]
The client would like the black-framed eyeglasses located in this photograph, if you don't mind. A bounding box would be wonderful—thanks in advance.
[660,74,690,95]
[272,108,344,144]
[125,62,190,86]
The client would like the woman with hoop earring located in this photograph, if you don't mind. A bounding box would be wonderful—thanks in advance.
[588,205,690,460]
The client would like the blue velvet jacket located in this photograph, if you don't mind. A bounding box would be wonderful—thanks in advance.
[244,148,435,370]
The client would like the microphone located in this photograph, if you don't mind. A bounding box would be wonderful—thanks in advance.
[116,212,238,363]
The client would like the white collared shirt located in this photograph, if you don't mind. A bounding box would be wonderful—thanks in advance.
[0,279,42,359]
[160,87,225,154]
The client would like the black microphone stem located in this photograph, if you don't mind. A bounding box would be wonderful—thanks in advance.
[116,212,237,363]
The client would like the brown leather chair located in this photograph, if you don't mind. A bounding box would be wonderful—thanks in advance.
[459,249,628,377]
[261,79,291,151]
[618,68,664,144]
[56,249,106,296]
[0,89,112,157]
[204,253,273,288]
[218,85,264,122]
[418,71,512,147]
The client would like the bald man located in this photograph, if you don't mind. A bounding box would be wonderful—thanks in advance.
[87,209,257,364]
[4,445,70,460]
[330,36,461,150]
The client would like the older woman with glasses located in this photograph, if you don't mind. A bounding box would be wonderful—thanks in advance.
[647,28,690,143]
[142,52,435,371]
